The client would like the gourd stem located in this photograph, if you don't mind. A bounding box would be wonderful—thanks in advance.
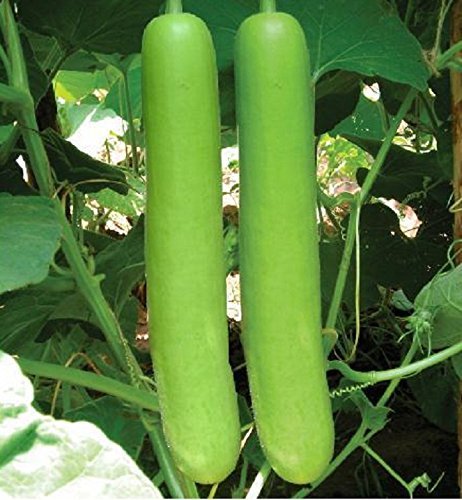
[166,0,183,14]
[328,339,462,384]
[260,0,276,13]
[16,357,159,412]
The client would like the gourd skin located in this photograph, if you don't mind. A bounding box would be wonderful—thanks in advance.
[235,12,335,485]
[142,13,240,485]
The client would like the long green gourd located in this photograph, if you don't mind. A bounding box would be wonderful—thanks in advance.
[235,0,335,484]
[142,0,240,484]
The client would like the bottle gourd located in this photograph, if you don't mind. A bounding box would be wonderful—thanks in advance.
[235,1,335,484]
[142,2,240,484]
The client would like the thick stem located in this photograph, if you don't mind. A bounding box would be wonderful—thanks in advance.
[377,338,419,406]
[260,0,276,13]
[328,340,462,383]
[0,2,54,195]
[0,1,28,90]
[325,205,358,329]
[55,203,145,382]
[17,357,159,412]
[166,0,183,14]
[17,101,54,196]
[0,81,28,106]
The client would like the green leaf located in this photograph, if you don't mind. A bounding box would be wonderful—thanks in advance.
[408,362,458,433]
[451,352,462,379]
[0,351,162,497]
[54,70,104,102]
[333,93,386,140]
[0,284,73,352]
[64,396,146,460]
[0,159,34,195]
[96,53,141,75]
[24,29,105,75]
[18,0,163,55]
[0,194,61,294]
[391,289,414,311]
[22,34,49,104]
[87,184,144,219]
[182,0,251,71]
[104,65,142,122]
[0,35,48,123]
[95,217,145,314]
[47,292,97,324]
[58,101,101,138]
[315,71,362,135]
[414,265,462,349]
[285,0,429,88]
[62,50,107,72]
[41,128,128,194]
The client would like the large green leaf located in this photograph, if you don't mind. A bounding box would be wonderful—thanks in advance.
[25,29,106,74]
[0,280,75,353]
[414,265,462,349]
[41,128,128,194]
[0,195,62,294]
[0,351,162,498]
[18,0,163,55]
[284,0,428,87]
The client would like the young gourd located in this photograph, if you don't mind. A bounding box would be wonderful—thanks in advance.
[142,0,241,484]
[235,0,335,484]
